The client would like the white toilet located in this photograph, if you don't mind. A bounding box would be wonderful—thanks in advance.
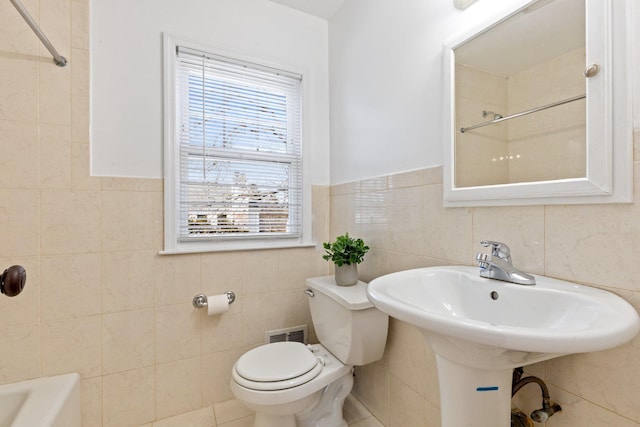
[230,276,389,427]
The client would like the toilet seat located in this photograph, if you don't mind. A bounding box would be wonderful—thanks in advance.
[232,342,323,391]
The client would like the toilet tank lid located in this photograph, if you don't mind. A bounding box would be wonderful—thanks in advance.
[306,276,373,310]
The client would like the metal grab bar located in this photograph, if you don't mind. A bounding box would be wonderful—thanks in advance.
[459,94,586,133]
[9,0,67,67]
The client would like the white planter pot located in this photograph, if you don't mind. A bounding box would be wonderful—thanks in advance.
[334,264,358,286]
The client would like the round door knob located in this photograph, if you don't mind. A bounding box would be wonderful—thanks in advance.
[1,265,26,297]
[584,64,600,78]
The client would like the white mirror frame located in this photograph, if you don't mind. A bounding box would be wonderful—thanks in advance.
[443,0,633,207]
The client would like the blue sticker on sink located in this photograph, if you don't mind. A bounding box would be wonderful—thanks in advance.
[476,386,499,392]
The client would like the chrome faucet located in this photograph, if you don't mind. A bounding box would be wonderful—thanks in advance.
[476,241,536,285]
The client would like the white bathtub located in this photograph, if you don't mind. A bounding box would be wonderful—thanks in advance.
[0,373,80,427]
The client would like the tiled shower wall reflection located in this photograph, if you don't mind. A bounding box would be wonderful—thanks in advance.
[455,47,585,188]
[331,154,640,426]
[507,47,586,183]
[0,1,329,425]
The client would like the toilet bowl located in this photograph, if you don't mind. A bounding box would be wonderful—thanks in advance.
[230,342,352,427]
[230,276,389,427]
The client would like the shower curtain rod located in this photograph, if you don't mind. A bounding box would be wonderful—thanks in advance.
[460,94,586,134]
[9,0,67,67]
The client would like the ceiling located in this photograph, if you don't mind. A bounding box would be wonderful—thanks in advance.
[268,0,345,19]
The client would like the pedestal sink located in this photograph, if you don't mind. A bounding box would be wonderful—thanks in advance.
[367,266,640,427]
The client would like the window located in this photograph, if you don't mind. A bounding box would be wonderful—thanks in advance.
[163,37,306,253]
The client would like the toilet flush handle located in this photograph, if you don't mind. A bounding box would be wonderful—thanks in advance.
[304,288,314,297]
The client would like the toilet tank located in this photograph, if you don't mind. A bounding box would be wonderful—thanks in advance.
[306,276,388,366]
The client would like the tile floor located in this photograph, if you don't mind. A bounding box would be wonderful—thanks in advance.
[140,394,383,427]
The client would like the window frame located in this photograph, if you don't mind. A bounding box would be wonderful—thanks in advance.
[162,34,312,254]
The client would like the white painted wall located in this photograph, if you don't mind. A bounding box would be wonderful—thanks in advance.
[91,0,330,183]
[328,0,559,184]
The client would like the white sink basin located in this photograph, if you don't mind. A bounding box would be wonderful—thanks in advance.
[0,373,80,427]
[367,266,640,427]
[367,265,640,364]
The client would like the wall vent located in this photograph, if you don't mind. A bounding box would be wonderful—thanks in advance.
[265,324,308,344]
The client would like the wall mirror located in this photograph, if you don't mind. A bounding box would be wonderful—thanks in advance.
[443,0,633,206]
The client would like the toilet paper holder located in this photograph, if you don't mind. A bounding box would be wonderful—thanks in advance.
[192,291,236,309]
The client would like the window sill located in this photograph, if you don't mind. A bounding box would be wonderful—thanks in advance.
[159,241,317,255]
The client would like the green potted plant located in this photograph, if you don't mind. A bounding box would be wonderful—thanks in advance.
[322,233,369,286]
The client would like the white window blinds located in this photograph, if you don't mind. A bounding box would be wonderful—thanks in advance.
[173,45,303,243]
